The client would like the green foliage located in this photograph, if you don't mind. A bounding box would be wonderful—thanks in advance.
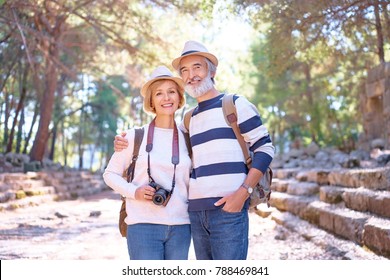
[236,0,389,152]
[2,0,389,170]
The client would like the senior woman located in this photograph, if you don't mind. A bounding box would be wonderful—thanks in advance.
[103,66,191,260]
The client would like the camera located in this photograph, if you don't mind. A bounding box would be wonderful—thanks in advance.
[149,182,171,206]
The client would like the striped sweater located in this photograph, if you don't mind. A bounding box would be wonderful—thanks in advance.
[180,94,275,211]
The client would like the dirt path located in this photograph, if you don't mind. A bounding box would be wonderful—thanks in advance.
[0,190,386,260]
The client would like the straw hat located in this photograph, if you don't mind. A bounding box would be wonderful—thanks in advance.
[141,66,185,113]
[172,41,218,70]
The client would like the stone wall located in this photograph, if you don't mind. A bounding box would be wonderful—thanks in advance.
[359,62,390,150]
[261,167,390,258]
[0,171,108,210]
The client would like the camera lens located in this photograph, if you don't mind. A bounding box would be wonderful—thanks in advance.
[153,193,166,205]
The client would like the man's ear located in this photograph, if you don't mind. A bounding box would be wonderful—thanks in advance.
[211,71,216,83]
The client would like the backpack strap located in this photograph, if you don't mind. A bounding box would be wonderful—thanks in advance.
[182,108,195,158]
[183,108,195,132]
[222,94,252,168]
[125,127,144,182]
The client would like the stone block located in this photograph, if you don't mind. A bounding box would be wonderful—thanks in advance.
[320,186,344,204]
[268,191,289,211]
[363,217,390,258]
[328,167,390,190]
[23,161,42,173]
[274,168,299,179]
[271,178,289,192]
[306,170,330,185]
[368,191,390,218]
[287,181,319,196]
[285,195,315,216]
[311,201,369,245]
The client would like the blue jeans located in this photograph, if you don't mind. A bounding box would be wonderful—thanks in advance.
[126,223,191,260]
[189,208,249,260]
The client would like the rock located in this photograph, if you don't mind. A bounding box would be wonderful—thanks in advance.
[89,211,101,217]
[371,138,386,149]
[54,212,68,219]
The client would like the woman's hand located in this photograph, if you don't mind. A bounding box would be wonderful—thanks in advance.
[135,185,156,201]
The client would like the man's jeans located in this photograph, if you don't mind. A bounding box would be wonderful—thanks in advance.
[189,208,249,260]
[126,223,191,260]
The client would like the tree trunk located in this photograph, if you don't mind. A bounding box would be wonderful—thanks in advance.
[48,125,57,161]
[48,75,65,161]
[2,90,10,153]
[29,43,59,161]
[381,2,390,42]
[6,63,28,153]
[61,120,68,167]
[16,107,24,153]
[78,107,85,170]
[373,0,385,63]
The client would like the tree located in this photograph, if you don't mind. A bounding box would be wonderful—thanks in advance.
[1,0,173,161]
[232,0,390,150]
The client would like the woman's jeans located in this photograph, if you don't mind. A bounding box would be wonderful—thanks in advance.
[189,208,249,260]
[126,223,191,260]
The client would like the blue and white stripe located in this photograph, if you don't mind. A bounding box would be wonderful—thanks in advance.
[180,94,275,211]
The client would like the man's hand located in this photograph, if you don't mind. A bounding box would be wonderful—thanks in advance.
[114,131,129,152]
[214,186,249,213]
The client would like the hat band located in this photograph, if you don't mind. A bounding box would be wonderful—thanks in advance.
[181,50,201,56]
[155,74,172,78]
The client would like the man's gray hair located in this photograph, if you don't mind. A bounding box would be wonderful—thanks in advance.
[205,58,217,84]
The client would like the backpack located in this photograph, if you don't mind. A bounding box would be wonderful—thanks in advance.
[183,94,273,208]
[119,127,144,238]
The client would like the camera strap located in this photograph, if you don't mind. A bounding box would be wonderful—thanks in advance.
[145,118,179,194]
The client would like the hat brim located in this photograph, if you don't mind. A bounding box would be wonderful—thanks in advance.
[172,52,218,70]
[141,76,184,98]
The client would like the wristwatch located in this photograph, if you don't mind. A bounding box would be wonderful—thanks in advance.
[241,183,253,194]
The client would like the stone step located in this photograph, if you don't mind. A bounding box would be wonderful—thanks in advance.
[269,192,318,223]
[56,183,108,200]
[4,179,47,191]
[309,201,370,245]
[286,180,320,196]
[270,192,390,258]
[0,193,57,211]
[270,178,289,193]
[0,182,11,192]
[270,210,387,260]
[2,172,42,183]
[309,201,390,257]
[0,186,57,204]
[320,185,390,219]
[296,169,331,185]
[319,185,345,204]
[274,167,390,191]
[363,217,390,257]
[327,167,390,190]
[342,187,390,218]
[273,168,299,179]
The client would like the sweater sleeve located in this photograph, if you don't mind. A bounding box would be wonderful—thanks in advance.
[103,129,139,199]
[235,95,275,174]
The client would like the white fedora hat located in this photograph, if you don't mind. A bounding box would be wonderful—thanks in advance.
[141,66,184,97]
[172,40,218,70]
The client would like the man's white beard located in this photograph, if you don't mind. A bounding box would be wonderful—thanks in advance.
[185,74,214,99]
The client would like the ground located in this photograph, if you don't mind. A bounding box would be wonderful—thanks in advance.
[0,190,386,260]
